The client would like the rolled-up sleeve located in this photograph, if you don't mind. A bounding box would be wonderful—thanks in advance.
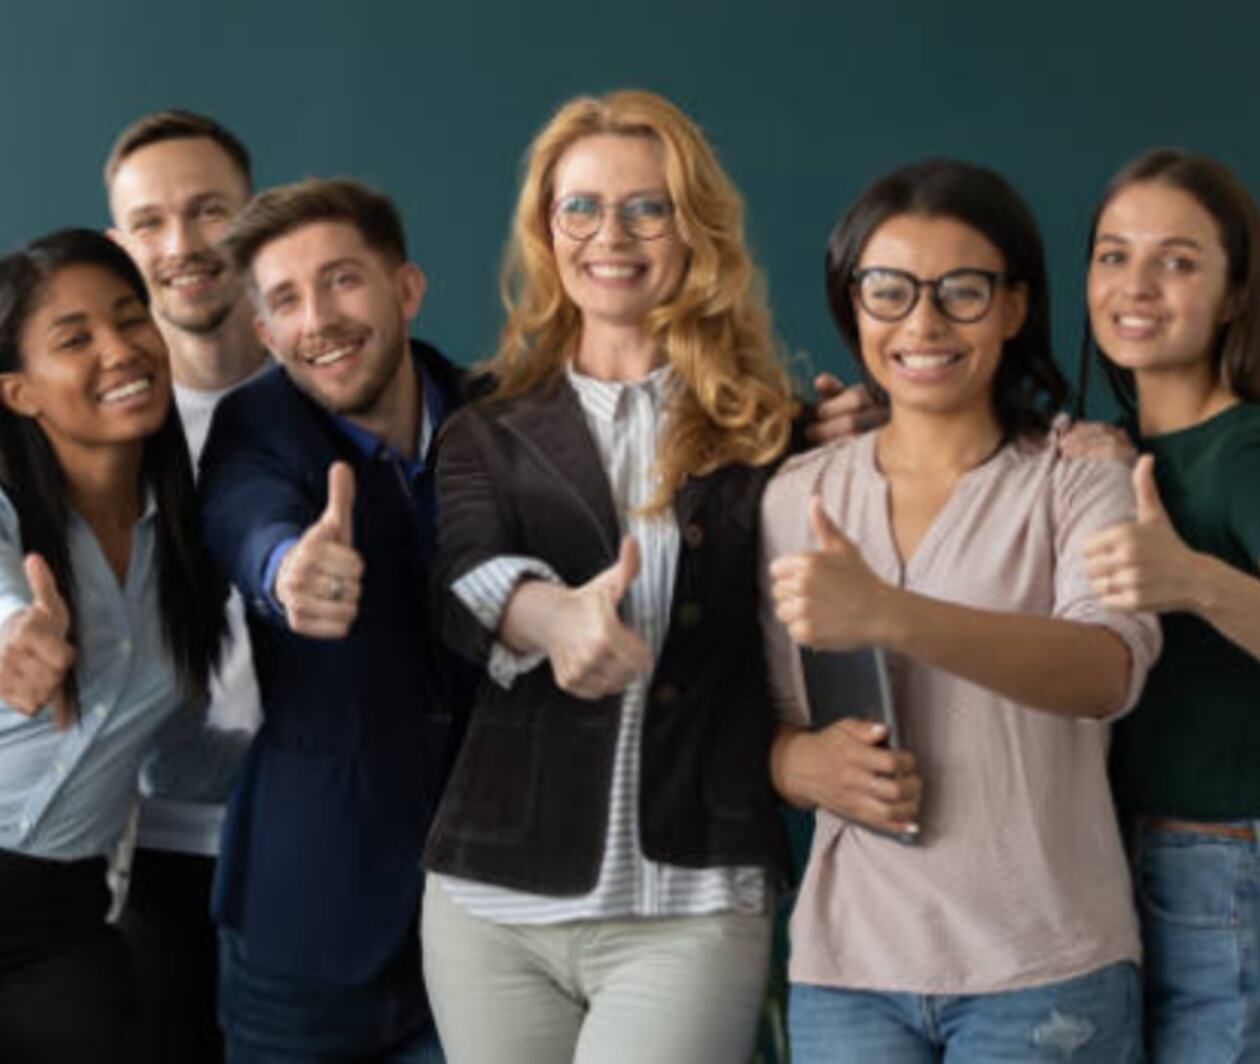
[452,556,562,688]
[1053,455,1163,717]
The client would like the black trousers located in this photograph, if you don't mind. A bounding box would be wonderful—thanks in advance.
[0,849,135,1064]
[117,847,224,1064]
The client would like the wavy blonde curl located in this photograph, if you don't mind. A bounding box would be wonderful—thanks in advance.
[484,90,797,511]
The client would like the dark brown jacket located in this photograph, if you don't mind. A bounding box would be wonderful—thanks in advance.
[424,376,788,895]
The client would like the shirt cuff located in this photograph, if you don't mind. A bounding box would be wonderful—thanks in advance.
[260,537,299,621]
[452,557,563,689]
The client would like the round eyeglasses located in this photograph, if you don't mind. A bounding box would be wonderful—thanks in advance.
[852,267,1008,324]
[551,193,675,242]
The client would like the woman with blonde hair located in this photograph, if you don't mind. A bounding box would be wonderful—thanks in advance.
[421,90,797,1064]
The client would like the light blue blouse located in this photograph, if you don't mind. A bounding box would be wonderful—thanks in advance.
[0,486,183,861]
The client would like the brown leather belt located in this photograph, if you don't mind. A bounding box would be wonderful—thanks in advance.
[1140,816,1256,842]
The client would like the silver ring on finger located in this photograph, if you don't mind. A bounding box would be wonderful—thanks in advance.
[327,575,346,602]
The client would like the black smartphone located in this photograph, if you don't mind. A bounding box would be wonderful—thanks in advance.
[798,646,917,845]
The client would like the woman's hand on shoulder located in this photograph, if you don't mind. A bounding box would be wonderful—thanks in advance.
[805,374,888,446]
[773,719,920,835]
[770,497,901,650]
[530,536,652,700]
[1057,417,1136,464]
[0,554,74,727]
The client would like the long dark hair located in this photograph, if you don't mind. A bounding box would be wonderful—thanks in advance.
[0,228,225,705]
[1077,148,1260,416]
[825,158,1068,442]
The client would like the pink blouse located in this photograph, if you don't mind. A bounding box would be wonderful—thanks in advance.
[761,431,1161,994]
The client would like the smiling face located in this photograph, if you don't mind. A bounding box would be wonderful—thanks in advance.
[549,133,688,334]
[1,264,171,468]
[108,136,251,336]
[853,213,1026,423]
[1088,181,1233,379]
[250,220,423,420]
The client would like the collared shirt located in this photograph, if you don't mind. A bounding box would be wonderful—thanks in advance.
[762,431,1162,994]
[134,375,268,857]
[0,488,183,861]
[259,360,442,613]
[435,365,766,924]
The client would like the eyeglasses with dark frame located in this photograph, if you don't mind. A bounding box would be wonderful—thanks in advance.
[551,193,675,243]
[851,267,1010,324]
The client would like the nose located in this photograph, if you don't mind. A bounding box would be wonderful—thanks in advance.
[1120,257,1160,300]
[590,205,633,246]
[160,212,204,257]
[902,286,949,335]
[99,325,145,370]
[300,286,336,336]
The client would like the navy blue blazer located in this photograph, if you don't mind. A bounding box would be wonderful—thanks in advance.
[200,340,470,985]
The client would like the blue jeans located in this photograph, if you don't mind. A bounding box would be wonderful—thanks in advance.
[218,929,444,1063]
[789,962,1140,1063]
[1130,819,1260,1063]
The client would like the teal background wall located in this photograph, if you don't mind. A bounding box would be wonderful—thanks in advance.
[1,1,1255,414]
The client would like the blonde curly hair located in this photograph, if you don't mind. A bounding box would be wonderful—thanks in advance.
[484,89,797,510]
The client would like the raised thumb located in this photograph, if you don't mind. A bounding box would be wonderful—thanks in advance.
[1132,454,1167,524]
[24,553,68,635]
[317,461,356,545]
[809,495,848,551]
[603,535,641,604]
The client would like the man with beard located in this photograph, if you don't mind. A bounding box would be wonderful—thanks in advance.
[104,110,268,1064]
[198,178,467,1061]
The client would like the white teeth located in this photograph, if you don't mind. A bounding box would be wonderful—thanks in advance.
[310,344,355,367]
[586,264,640,280]
[100,378,151,403]
[1117,315,1157,328]
[899,353,958,370]
[169,273,212,289]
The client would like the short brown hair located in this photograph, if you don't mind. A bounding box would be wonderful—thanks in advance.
[104,109,252,189]
[224,178,408,279]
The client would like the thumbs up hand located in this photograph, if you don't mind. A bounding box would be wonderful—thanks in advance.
[274,461,365,638]
[770,497,896,650]
[0,553,75,727]
[1083,455,1197,613]
[538,535,653,700]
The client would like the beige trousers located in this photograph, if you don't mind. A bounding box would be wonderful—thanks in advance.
[421,877,772,1064]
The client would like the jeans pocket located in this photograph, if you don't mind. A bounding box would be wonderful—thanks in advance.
[1135,832,1242,929]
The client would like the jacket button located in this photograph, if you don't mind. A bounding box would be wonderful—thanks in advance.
[655,683,678,706]
[678,602,702,628]
[683,522,704,548]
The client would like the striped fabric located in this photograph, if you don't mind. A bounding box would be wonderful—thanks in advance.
[436,366,765,924]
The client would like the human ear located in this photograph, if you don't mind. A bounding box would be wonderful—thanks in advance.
[0,373,39,418]
[397,263,426,322]
[1002,282,1029,340]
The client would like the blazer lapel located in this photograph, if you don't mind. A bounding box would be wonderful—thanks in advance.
[500,379,620,560]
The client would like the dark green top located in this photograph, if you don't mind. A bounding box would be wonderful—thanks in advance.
[1111,401,1260,820]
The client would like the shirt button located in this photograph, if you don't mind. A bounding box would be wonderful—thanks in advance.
[682,523,704,549]
[119,638,133,655]
[53,760,66,779]
[93,703,108,719]
[677,602,702,629]
[18,817,30,833]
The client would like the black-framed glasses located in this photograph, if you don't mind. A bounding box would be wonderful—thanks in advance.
[551,193,675,242]
[852,267,1008,324]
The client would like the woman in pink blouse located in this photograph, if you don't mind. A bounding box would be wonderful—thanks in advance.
[762,159,1161,1063]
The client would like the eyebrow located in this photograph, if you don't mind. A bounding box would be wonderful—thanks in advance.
[556,188,669,201]
[125,190,230,223]
[260,258,365,304]
[45,294,142,332]
[1095,232,1205,251]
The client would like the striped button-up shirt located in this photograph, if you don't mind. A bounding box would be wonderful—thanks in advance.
[434,365,765,924]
